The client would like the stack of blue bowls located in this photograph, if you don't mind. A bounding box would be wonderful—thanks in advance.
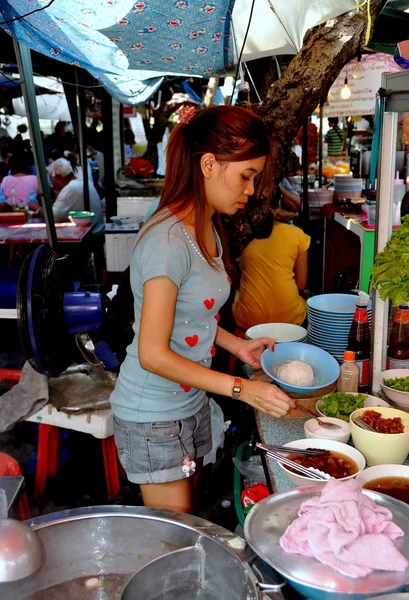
[307,294,372,362]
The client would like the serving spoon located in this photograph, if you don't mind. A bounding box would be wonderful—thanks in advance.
[295,402,343,430]
[351,416,377,432]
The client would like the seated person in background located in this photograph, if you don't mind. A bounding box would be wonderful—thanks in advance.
[277,177,301,223]
[232,212,310,330]
[29,158,104,234]
[1,150,38,207]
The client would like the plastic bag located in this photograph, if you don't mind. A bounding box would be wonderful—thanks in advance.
[203,398,225,466]
[233,454,267,485]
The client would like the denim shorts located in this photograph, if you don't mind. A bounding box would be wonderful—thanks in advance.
[112,402,212,484]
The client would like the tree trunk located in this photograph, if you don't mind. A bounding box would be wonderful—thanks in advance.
[225,0,388,258]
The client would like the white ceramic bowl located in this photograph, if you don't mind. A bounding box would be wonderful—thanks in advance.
[379,369,409,407]
[316,392,389,419]
[277,438,365,487]
[356,463,409,489]
[245,323,307,343]
[350,406,409,466]
[303,417,351,444]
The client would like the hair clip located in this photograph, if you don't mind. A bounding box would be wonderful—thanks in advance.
[179,105,196,125]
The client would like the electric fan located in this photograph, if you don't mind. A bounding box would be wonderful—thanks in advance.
[17,244,119,377]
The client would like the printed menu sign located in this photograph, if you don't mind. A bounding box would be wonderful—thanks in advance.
[325,53,399,118]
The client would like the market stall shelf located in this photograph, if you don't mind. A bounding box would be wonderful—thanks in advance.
[323,213,375,294]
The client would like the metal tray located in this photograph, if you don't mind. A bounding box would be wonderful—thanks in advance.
[244,485,409,598]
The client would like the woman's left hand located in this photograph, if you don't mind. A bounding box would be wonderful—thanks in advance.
[235,338,275,370]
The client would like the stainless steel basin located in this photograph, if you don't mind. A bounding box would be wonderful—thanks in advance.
[0,506,283,600]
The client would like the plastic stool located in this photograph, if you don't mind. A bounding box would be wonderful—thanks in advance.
[0,367,23,390]
[227,328,246,375]
[0,453,31,521]
[27,405,120,502]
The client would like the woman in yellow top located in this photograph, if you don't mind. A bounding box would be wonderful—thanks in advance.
[232,213,310,330]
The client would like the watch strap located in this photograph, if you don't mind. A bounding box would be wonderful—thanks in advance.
[232,377,243,400]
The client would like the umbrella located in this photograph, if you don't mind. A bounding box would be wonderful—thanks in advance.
[232,0,359,60]
[12,92,70,119]
[1,0,362,105]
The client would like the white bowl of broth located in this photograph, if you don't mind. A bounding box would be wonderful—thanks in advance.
[278,438,366,487]
[356,464,409,504]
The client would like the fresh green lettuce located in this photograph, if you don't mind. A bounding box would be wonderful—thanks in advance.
[371,215,409,307]
[319,392,367,421]
[383,376,409,392]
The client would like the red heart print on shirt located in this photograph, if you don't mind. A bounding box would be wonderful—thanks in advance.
[214,313,220,322]
[210,346,216,357]
[204,298,215,310]
[180,384,192,393]
[227,275,232,285]
[185,335,199,347]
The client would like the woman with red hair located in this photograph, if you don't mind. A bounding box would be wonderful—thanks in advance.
[110,105,294,513]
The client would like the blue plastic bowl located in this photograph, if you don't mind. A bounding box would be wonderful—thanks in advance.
[307,294,372,314]
[261,342,340,394]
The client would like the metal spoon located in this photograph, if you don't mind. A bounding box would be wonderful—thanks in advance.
[352,416,377,432]
[295,402,343,430]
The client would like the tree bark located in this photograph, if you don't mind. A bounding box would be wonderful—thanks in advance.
[225,0,388,258]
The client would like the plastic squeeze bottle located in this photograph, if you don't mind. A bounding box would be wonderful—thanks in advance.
[393,171,406,226]
[337,351,359,393]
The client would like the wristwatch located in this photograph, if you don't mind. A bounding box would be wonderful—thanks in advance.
[231,377,243,400]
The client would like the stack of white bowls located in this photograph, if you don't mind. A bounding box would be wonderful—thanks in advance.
[333,175,363,200]
[307,294,372,361]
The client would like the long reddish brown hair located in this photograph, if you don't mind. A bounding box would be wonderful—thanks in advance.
[141,105,272,268]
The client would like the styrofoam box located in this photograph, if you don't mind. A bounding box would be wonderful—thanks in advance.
[26,404,113,439]
[105,222,139,272]
[117,196,157,217]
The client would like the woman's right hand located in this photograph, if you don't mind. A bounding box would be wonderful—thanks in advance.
[241,380,295,417]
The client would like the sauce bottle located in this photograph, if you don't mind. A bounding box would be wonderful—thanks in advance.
[387,302,409,369]
[337,351,359,392]
[347,294,370,393]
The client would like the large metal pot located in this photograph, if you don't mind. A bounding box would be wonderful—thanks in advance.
[0,506,284,600]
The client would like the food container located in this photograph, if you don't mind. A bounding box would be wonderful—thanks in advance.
[308,189,333,214]
[304,417,351,444]
[261,342,340,395]
[379,369,409,407]
[245,323,307,343]
[0,506,282,600]
[356,463,409,492]
[350,406,409,466]
[68,211,94,226]
[277,438,365,487]
[316,393,389,419]
[366,200,376,226]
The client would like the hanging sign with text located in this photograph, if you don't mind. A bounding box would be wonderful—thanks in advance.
[325,53,400,118]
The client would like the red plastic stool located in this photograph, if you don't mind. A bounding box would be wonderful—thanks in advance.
[0,453,31,521]
[35,423,120,501]
[227,328,246,376]
[0,368,121,502]
[0,367,23,390]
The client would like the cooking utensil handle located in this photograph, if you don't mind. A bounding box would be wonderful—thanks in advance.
[249,555,287,597]
[257,581,287,594]
[294,402,314,418]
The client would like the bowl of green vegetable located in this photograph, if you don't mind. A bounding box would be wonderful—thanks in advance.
[380,369,409,408]
[316,392,389,422]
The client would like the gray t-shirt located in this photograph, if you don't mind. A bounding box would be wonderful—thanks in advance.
[110,212,231,422]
